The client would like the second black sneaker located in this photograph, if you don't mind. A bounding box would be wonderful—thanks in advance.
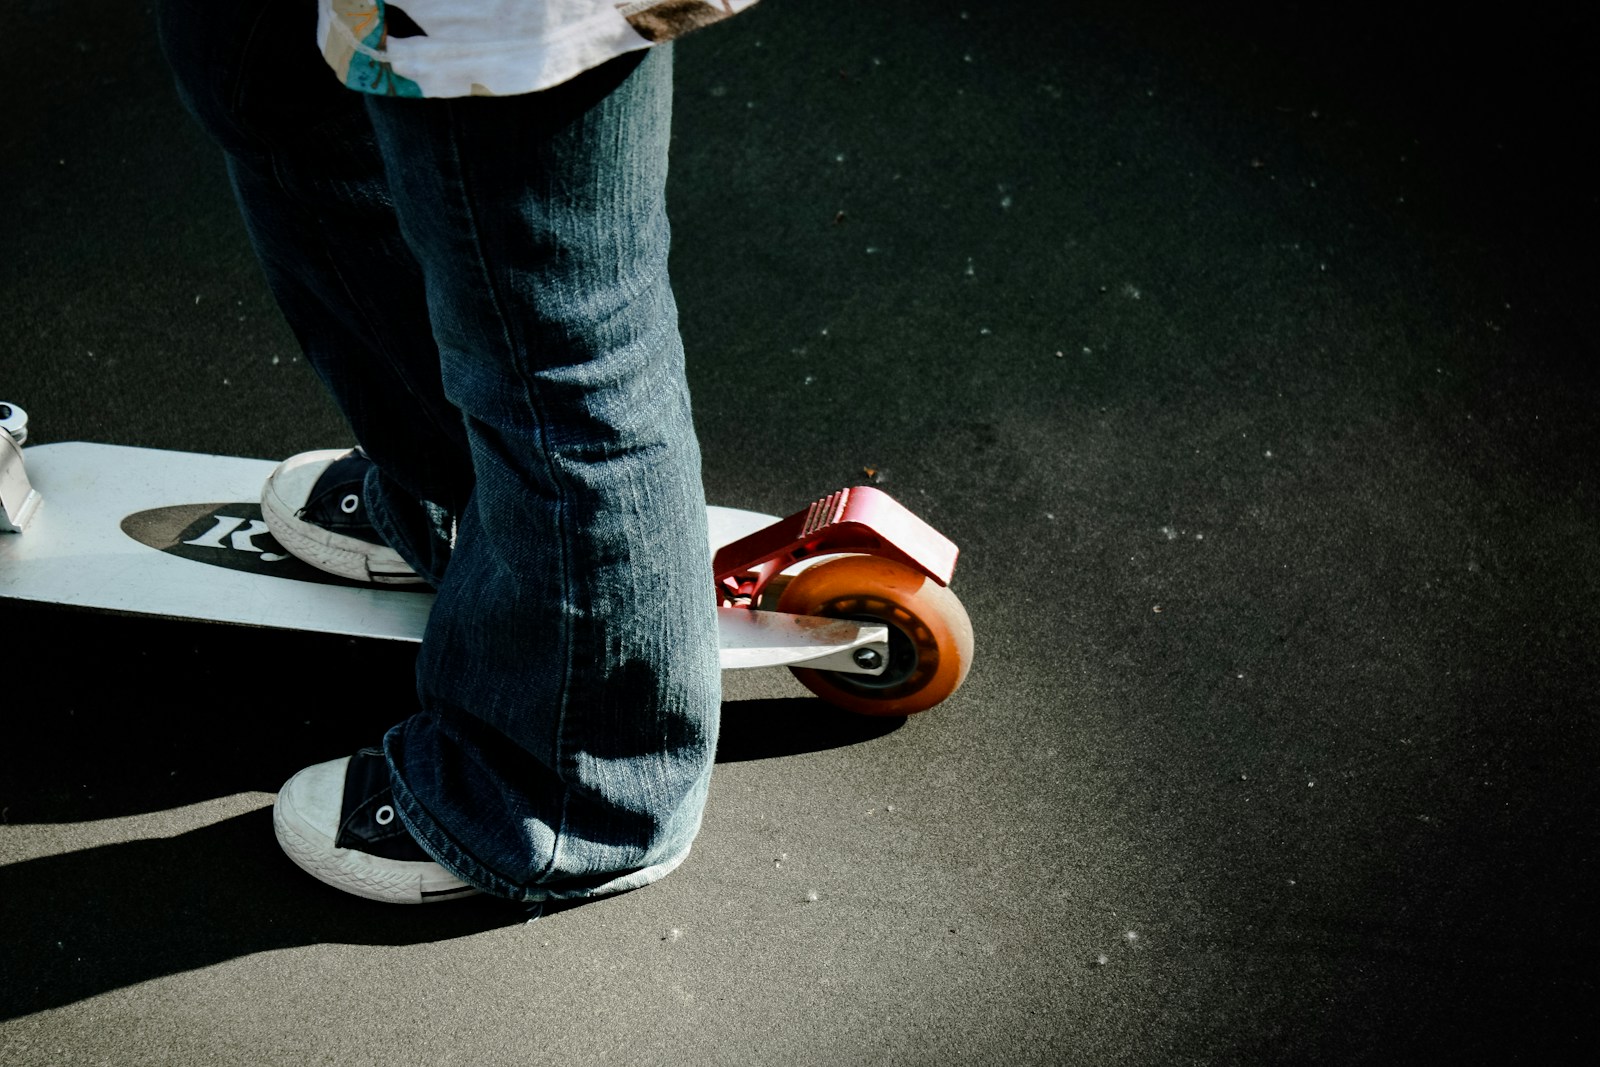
[260,448,423,585]
[274,747,478,904]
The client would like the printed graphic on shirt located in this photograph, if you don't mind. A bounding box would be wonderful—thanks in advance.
[324,0,423,97]
[616,1,743,43]
[318,0,759,99]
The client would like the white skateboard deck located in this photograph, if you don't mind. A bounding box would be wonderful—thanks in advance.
[0,443,888,673]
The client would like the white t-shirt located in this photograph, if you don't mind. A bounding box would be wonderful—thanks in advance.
[320,0,760,98]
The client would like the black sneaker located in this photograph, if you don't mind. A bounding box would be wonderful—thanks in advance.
[259,448,423,584]
[273,747,478,904]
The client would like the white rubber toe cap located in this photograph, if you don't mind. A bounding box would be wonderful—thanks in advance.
[273,756,476,905]
[262,449,349,513]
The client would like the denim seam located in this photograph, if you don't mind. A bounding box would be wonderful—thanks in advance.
[390,761,695,903]
[440,100,577,886]
[385,745,519,898]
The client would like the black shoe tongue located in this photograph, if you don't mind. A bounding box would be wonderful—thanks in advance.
[303,453,376,532]
[336,748,433,862]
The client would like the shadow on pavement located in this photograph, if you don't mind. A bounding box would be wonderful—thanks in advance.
[0,807,533,1020]
[716,698,902,762]
[2,604,896,824]
[0,607,900,1019]
[0,698,894,1021]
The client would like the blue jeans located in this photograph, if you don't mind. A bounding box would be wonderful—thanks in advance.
[158,1,721,901]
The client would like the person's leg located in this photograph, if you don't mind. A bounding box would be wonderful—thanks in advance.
[160,0,720,901]
[156,0,469,581]
[361,45,721,900]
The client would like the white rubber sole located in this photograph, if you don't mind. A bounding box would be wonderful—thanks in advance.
[260,452,424,586]
[273,762,477,905]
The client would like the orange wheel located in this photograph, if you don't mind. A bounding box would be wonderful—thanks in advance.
[775,556,974,716]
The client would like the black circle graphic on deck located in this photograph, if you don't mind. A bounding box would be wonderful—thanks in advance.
[119,503,428,591]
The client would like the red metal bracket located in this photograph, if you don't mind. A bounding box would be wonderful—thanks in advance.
[713,485,959,606]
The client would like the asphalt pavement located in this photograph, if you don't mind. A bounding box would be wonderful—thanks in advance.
[3,2,1596,1064]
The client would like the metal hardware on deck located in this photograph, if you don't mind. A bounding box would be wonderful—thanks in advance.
[0,421,40,532]
[715,606,889,675]
[0,402,26,446]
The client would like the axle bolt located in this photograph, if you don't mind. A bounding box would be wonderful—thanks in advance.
[853,647,884,671]
[0,402,26,445]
